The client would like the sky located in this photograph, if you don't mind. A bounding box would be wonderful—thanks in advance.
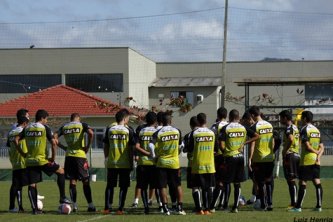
[0,0,333,62]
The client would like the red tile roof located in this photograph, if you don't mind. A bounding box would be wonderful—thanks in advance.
[0,84,140,117]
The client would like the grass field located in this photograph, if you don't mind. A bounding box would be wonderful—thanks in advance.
[0,179,332,222]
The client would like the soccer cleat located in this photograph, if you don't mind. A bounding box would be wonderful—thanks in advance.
[288,208,302,213]
[313,207,322,212]
[18,207,25,213]
[158,206,164,213]
[286,205,294,210]
[196,210,205,215]
[267,205,273,211]
[204,210,211,215]
[8,208,19,213]
[144,207,149,215]
[116,210,124,215]
[231,208,238,213]
[87,206,97,212]
[72,203,78,212]
[59,197,72,204]
[210,208,216,213]
[177,210,186,215]
[32,209,43,215]
[101,209,111,215]
[164,211,171,216]
[131,203,138,208]
[169,206,177,212]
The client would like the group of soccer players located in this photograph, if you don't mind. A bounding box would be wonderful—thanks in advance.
[6,105,324,215]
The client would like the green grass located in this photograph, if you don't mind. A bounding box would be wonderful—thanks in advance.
[0,179,332,222]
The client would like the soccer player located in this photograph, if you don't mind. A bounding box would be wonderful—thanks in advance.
[134,111,158,214]
[248,106,275,211]
[210,107,228,210]
[14,109,71,214]
[182,116,199,191]
[187,113,215,215]
[290,111,324,212]
[7,116,29,213]
[279,110,300,209]
[55,113,96,212]
[150,112,185,215]
[103,109,136,215]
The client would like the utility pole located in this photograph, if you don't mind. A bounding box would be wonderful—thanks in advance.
[221,0,228,107]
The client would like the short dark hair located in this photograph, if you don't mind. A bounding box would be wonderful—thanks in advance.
[35,109,49,121]
[16,108,29,120]
[145,111,157,125]
[217,107,227,119]
[242,111,251,120]
[17,116,29,125]
[70,113,80,121]
[229,109,239,121]
[301,111,313,123]
[189,116,199,129]
[115,109,130,123]
[197,113,207,125]
[161,112,172,126]
[279,110,292,121]
[157,111,164,124]
[248,106,261,117]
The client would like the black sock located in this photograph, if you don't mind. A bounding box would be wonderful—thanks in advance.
[202,189,208,210]
[57,173,66,199]
[265,181,273,206]
[104,185,114,210]
[118,187,128,211]
[223,183,231,209]
[69,184,77,203]
[162,203,169,213]
[315,184,323,208]
[207,187,214,210]
[210,186,222,209]
[9,184,16,209]
[141,189,149,209]
[258,182,266,209]
[17,188,23,209]
[83,183,93,204]
[169,186,177,208]
[234,183,241,209]
[296,185,306,209]
[252,183,257,196]
[192,189,202,212]
[287,181,297,206]
[28,186,38,211]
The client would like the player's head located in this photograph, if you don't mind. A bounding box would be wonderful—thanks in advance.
[115,109,130,124]
[35,109,49,123]
[241,111,253,126]
[189,116,199,130]
[197,113,207,126]
[161,112,172,126]
[17,116,29,127]
[229,109,240,122]
[248,106,261,119]
[301,110,313,123]
[70,113,81,122]
[16,108,29,121]
[145,111,157,126]
[217,107,227,120]
[156,111,164,125]
[279,110,292,125]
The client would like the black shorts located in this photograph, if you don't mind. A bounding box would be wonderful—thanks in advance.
[26,162,61,184]
[283,153,300,180]
[156,168,181,189]
[107,168,131,188]
[186,167,193,189]
[12,168,29,187]
[299,165,320,181]
[221,154,246,183]
[252,162,274,183]
[136,165,157,189]
[192,173,215,189]
[64,156,90,181]
[214,155,226,182]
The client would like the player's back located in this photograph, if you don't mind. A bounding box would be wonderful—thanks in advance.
[223,122,247,157]
[251,120,274,162]
[300,124,321,166]
[137,125,157,166]
[8,126,27,170]
[61,121,87,158]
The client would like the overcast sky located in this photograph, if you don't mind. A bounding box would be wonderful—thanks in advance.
[0,0,332,61]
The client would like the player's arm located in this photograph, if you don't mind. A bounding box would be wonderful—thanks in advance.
[103,127,110,159]
[149,130,159,158]
[45,126,57,162]
[244,127,259,145]
[54,127,68,151]
[14,131,27,158]
[83,123,94,153]
[218,126,227,151]
[187,132,195,153]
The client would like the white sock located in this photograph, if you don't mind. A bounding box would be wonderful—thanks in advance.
[134,198,139,204]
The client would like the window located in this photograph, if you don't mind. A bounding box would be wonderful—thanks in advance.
[170,91,194,105]
[66,74,123,92]
[92,128,105,149]
[0,74,61,93]
[305,84,333,100]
